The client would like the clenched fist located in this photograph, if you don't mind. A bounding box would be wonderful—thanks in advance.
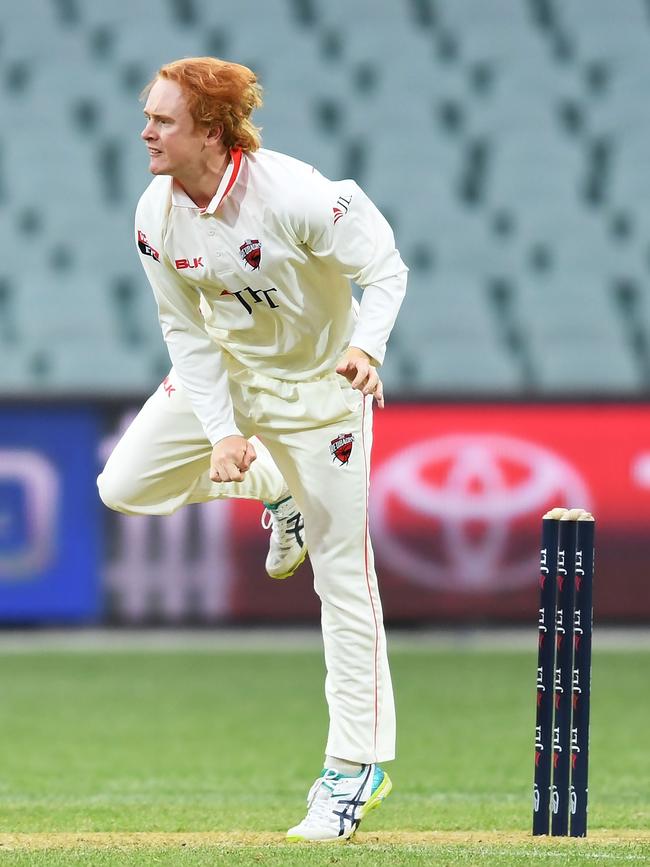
[210,435,257,483]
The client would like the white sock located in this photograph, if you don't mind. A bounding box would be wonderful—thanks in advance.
[325,755,364,776]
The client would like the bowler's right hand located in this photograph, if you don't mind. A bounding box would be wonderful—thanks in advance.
[210,436,257,483]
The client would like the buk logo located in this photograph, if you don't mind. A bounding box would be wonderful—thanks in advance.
[162,376,176,398]
[370,434,590,592]
[175,257,203,270]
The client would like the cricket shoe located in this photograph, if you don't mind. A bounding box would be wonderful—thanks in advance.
[286,764,392,842]
[261,494,307,579]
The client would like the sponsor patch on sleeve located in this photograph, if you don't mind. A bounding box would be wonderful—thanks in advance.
[137,229,160,262]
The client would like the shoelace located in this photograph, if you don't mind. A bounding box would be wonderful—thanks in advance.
[307,769,338,803]
[303,772,341,826]
[261,504,303,551]
[260,508,273,531]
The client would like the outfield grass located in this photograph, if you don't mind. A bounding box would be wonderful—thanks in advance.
[0,643,647,865]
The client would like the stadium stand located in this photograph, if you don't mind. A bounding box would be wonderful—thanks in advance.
[1,0,650,396]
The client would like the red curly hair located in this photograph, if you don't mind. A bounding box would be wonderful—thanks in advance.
[142,57,263,152]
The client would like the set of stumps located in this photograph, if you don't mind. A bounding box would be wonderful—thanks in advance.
[532,507,596,837]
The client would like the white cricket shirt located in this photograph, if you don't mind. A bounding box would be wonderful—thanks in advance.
[135,147,408,444]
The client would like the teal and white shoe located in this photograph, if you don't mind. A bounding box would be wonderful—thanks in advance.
[286,764,392,842]
[261,494,307,579]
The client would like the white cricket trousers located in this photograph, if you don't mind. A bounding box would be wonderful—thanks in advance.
[98,365,396,764]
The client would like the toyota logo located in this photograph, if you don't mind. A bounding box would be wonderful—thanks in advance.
[371,434,591,592]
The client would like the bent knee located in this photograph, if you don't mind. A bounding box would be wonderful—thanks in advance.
[97,470,140,514]
[97,469,180,516]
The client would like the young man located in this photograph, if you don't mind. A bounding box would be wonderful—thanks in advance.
[99,57,407,842]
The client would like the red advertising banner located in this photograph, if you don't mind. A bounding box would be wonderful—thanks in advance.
[103,404,650,623]
[370,403,650,622]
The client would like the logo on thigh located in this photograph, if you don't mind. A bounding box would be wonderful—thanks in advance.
[330,432,354,466]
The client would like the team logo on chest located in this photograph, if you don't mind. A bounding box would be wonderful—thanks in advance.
[239,238,262,270]
[330,432,355,466]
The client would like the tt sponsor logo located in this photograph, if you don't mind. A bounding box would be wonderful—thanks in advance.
[570,727,580,770]
[333,194,352,224]
[220,286,279,315]
[574,548,584,590]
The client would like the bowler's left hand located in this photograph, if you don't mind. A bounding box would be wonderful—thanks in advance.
[336,347,384,408]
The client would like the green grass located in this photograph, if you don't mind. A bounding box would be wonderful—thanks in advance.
[0,644,647,865]
[0,840,648,867]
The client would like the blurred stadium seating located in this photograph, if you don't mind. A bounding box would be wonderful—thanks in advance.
[2,0,650,396]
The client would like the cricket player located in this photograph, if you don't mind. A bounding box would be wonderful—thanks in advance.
[98,56,407,842]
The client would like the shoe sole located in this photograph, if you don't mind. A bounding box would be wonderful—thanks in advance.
[286,771,392,843]
[267,545,308,580]
[359,770,392,823]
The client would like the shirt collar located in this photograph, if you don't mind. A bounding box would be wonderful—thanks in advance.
[171,148,243,213]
